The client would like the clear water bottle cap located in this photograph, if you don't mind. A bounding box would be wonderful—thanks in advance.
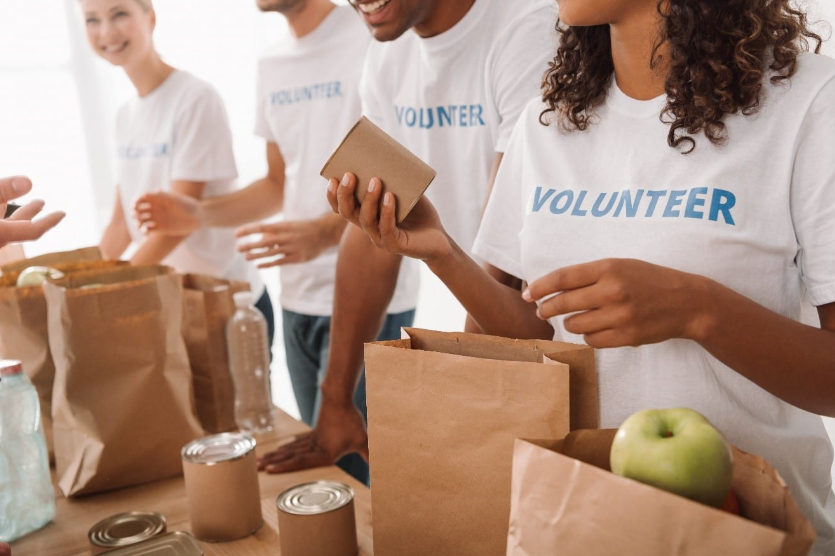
[233,291,254,308]
[0,359,23,376]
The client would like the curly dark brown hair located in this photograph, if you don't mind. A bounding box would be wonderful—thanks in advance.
[540,0,824,153]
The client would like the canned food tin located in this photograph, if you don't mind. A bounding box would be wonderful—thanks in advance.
[181,433,263,542]
[88,511,166,553]
[96,531,202,555]
[276,481,358,556]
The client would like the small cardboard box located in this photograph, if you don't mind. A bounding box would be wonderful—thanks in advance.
[320,116,436,222]
[507,430,816,556]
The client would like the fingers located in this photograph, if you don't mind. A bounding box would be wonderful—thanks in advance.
[255,253,302,269]
[358,178,384,246]
[257,435,331,474]
[377,192,403,251]
[237,234,293,254]
[535,284,605,320]
[6,199,45,221]
[0,211,66,243]
[235,221,290,239]
[334,173,361,225]
[524,260,613,302]
[326,178,340,214]
[0,176,32,204]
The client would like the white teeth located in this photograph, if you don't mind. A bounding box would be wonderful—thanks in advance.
[358,0,391,14]
[103,43,127,53]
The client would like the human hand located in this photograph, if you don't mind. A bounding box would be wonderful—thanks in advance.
[257,398,368,473]
[523,258,714,348]
[326,172,451,262]
[133,190,200,235]
[0,541,11,556]
[235,214,344,268]
[0,176,66,248]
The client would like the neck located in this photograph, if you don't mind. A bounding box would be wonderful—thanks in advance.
[609,7,668,101]
[285,0,336,38]
[413,0,476,38]
[124,51,175,97]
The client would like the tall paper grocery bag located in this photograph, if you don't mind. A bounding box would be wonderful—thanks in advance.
[364,328,597,556]
[44,265,203,496]
[0,250,125,461]
[181,273,250,433]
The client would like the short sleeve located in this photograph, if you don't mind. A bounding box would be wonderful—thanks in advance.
[359,45,385,126]
[254,65,274,142]
[792,74,835,306]
[171,87,238,183]
[472,102,534,280]
[487,2,558,152]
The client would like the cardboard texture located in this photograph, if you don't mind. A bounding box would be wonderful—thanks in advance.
[507,430,816,556]
[364,328,597,556]
[320,116,436,223]
[0,251,125,460]
[0,246,103,273]
[181,274,249,433]
[44,265,203,496]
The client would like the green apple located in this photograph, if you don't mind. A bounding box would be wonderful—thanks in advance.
[610,408,733,508]
[15,266,65,288]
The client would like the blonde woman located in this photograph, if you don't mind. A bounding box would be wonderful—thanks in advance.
[81,0,274,343]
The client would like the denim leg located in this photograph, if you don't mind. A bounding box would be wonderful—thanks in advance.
[334,309,417,486]
[254,288,276,362]
[282,309,330,426]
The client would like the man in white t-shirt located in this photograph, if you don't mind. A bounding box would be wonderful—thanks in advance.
[255,0,558,474]
[133,0,409,484]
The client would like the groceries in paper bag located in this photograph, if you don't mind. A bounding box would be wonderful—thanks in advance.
[507,407,816,556]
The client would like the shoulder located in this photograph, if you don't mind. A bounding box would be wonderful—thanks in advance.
[766,52,835,110]
[172,72,226,112]
[490,0,558,48]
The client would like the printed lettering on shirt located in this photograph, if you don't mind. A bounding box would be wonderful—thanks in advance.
[118,143,170,160]
[270,81,343,106]
[394,104,486,129]
[530,186,737,225]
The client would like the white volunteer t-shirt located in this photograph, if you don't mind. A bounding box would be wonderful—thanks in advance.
[116,70,263,293]
[360,0,558,312]
[254,5,369,316]
[474,53,835,554]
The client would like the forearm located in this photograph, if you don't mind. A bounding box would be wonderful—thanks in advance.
[320,227,402,405]
[200,177,283,228]
[130,233,187,266]
[99,221,131,260]
[693,279,835,416]
[429,239,553,340]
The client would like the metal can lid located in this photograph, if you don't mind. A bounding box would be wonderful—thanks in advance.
[0,360,23,377]
[181,432,256,465]
[94,531,203,555]
[88,511,167,548]
[277,481,354,516]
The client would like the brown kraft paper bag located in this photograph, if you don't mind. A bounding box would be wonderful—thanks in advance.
[181,273,250,434]
[507,430,816,556]
[363,328,597,556]
[44,265,203,496]
[0,251,125,460]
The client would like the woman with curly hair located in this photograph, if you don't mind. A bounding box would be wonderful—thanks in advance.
[329,0,835,550]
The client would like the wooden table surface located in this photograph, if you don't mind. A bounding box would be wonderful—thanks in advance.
[12,410,373,555]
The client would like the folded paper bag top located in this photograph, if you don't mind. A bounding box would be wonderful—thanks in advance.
[320,116,436,223]
[507,430,817,556]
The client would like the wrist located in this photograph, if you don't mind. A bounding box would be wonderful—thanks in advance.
[683,274,723,343]
[425,233,458,273]
[320,381,357,410]
[320,213,347,247]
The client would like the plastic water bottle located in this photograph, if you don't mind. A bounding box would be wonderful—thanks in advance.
[0,360,56,542]
[226,292,274,434]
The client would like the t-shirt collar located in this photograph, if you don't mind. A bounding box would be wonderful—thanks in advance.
[607,76,668,119]
[417,0,488,53]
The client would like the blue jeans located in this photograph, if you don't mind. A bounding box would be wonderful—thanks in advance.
[254,288,276,361]
[283,308,416,485]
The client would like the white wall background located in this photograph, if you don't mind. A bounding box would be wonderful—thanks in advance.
[0,0,834,478]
